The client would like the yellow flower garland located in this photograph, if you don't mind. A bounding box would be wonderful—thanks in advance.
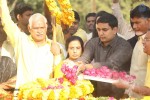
[57,0,75,26]
[18,78,94,99]
[45,0,74,26]
[45,0,62,24]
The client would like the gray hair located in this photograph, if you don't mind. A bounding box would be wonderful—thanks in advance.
[28,13,47,28]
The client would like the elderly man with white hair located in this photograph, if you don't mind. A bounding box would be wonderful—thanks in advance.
[0,0,64,95]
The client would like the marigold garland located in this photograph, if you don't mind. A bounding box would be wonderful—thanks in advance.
[45,0,62,24]
[18,78,94,99]
[45,0,74,26]
[57,0,75,26]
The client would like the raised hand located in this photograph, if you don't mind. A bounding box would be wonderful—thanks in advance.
[51,41,61,56]
[112,0,119,3]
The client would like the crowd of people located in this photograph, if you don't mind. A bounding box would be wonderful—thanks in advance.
[0,0,150,99]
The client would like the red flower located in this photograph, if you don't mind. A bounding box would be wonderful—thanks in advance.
[58,77,64,84]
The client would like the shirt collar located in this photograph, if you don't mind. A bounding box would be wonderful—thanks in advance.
[98,35,119,47]
[28,35,52,46]
[138,34,146,40]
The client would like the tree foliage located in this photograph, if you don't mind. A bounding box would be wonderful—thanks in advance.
[8,0,150,29]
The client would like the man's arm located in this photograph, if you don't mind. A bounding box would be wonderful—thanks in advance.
[133,86,150,96]
[91,40,132,70]
[112,0,135,40]
[0,0,22,47]
[113,79,150,96]
[76,40,95,72]
[77,39,94,64]
[113,57,150,96]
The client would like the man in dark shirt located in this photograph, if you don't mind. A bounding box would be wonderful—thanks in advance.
[77,12,133,99]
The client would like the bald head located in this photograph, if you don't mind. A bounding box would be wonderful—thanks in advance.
[28,13,47,28]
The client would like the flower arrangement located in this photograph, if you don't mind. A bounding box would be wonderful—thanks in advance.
[45,0,74,26]
[18,75,94,99]
[18,61,94,99]
[83,66,136,83]
[61,63,78,85]
[57,0,75,26]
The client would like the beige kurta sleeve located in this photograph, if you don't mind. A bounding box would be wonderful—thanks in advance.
[0,0,22,48]
[112,2,135,40]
